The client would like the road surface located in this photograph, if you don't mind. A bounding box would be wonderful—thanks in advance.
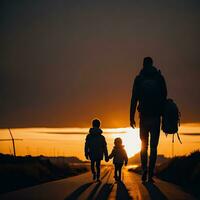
[0,166,196,200]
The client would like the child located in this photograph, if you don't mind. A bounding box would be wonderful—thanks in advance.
[84,119,108,181]
[108,137,128,181]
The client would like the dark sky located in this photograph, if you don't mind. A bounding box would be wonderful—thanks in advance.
[1,0,200,128]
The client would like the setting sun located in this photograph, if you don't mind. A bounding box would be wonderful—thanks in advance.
[112,128,141,158]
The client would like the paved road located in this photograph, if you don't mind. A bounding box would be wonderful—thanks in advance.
[0,166,196,200]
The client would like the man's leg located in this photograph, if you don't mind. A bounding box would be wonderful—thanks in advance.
[96,160,101,180]
[140,118,149,181]
[149,117,161,180]
[91,160,96,180]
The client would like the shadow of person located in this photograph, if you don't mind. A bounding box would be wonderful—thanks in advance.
[95,183,114,200]
[87,181,102,200]
[143,182,168,200]
[116,181,133,200]
[65,182,93,200]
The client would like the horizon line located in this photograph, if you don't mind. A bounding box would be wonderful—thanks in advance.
[0,122,200,134]
[0,122,200,129]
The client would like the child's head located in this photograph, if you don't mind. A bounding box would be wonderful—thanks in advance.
[92,119,101,128]
[114,137,123,147]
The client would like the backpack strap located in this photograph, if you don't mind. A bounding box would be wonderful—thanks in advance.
[177,113,181,144]
[176,132,182,144]
[172,133,182,144]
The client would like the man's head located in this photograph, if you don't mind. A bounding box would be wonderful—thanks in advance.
[92,119,101,128]
[143,57,153,68]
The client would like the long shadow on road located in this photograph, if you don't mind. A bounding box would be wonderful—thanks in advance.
[116,181,133,200]
[143,182,168,200]
[87,181,102,200]
[65,182,93,200]
[95,183,114,200]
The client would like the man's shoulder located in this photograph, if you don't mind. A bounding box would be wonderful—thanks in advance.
[156,69,165,81]
[153,66,163,76]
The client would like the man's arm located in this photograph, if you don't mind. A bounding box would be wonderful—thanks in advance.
[84,136,89,159]
[130,77,139,128]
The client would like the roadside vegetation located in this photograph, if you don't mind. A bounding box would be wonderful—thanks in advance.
[0,154,88,194]
[129,150,200,198]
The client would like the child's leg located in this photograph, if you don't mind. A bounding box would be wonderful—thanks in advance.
[114,164,118,180]
[91,160,96,180]
[96,160,101,180]
[91,160,95,174]
[118,164,123,181]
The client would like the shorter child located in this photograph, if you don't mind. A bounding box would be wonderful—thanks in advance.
[85,119,108,181]
[108,137,128,181]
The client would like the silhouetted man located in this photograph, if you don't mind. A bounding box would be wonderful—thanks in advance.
[130,57,167,182]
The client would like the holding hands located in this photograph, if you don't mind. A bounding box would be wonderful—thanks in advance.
[105,156,109,162]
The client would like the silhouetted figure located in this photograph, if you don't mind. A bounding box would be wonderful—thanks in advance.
[108,138,128,181]
[85,119,108,181]
[130,57,167,182]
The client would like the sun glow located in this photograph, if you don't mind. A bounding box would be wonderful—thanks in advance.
[112,128,141,158]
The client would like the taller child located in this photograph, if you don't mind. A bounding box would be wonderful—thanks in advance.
[130,57,167,182]
[85,119,108,181]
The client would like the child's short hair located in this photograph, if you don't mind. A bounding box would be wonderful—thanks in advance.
[92,119,101,128]
[114,137,122,146]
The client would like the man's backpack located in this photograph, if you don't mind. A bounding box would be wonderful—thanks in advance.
[139,73,163,115]
[161,98,182,143]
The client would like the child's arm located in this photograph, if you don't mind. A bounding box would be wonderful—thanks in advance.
[108,149,115,159]
[124,149,128,166]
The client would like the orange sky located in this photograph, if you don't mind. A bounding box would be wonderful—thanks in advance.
[0,123,199,159]
[0,1,199,128]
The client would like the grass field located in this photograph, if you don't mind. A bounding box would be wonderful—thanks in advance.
[0,154,88,194]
